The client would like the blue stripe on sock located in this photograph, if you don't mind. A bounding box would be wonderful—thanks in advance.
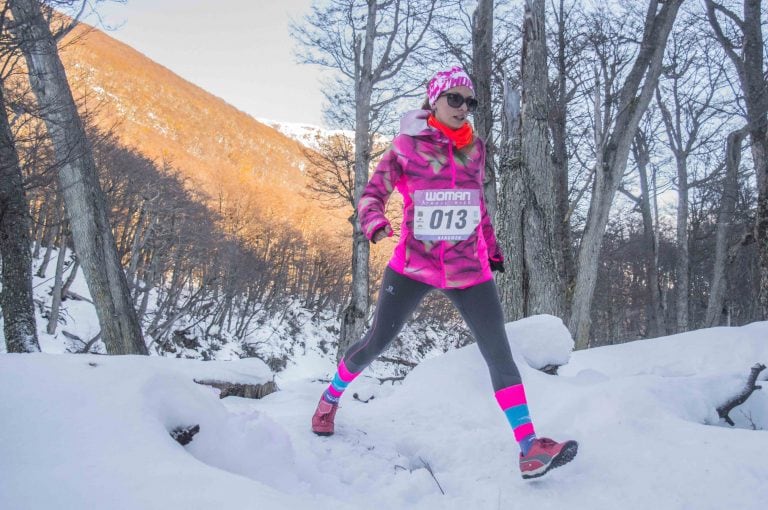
[331,374,349,393]
[503,404,532,429]
[322,390,340,404]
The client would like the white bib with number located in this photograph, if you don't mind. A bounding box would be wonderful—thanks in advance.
[413,189,481,241]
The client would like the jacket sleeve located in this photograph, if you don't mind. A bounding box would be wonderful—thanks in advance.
[478,141,503,262]
[357,143,402,241]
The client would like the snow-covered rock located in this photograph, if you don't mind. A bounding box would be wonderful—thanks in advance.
[505,314,574,370]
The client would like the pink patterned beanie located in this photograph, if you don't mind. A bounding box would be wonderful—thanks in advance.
[427,66,475,107]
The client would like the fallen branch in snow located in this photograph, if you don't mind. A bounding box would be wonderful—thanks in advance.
[418,456,445,495]
[376,376,405,385]
[717,363,766,426]
[353,393,374,403]
[170,425,200,446]
[539,364,560,375]
[63,330,102,354]
[194,379,278,399]
[377,356,417,368]
[63,290,92,303]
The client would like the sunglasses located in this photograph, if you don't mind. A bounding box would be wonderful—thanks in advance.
[440,92,478,112]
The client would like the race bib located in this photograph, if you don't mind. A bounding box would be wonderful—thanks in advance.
[413,189,481,241]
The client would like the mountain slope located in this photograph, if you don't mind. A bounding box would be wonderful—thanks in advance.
[59,23,345,235]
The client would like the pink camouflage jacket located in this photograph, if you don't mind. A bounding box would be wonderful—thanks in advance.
[358,109,503,289]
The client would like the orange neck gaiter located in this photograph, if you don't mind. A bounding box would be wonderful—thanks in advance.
[428,114,474,150]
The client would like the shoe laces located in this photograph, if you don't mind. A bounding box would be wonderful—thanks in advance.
[318,404,338,420]
[537,438,558,449]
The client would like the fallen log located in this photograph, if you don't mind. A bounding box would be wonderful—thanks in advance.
[194,379,278,399]
[716,363,766,426]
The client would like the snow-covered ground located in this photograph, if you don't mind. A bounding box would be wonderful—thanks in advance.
[2,315,767,509]
[3,249,767,509]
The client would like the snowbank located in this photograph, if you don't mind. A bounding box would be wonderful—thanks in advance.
[505,314,574,369]
[2,321,767,509]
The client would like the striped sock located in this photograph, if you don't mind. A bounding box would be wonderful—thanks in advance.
[322,359,360,405]
[495,384,537,456]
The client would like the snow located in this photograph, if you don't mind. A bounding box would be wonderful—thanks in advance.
[2,318,768,509]
[3,249,768,509]
[506,314,574,369]
[258,118,353,151]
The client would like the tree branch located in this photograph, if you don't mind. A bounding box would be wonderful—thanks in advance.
[716,363,766,426]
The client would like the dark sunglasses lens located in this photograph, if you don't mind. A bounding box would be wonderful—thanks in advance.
[445,93,477,111]
[445,93,464,108]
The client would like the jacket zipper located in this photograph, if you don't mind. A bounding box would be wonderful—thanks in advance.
[441,141,458,288]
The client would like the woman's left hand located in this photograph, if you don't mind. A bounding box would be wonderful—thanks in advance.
[372,225,392,243]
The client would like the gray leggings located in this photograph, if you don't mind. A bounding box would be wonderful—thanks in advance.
[344,266,522,391]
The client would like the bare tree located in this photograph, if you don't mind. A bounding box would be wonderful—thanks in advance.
[547,0,588,300]
[626,127,666,337]
[568,0,684,348]
[0,1,40,353]
[293,0,439,360]
[704,127,748,326]
[496,81,525,319]
[45,222,69,335]
[472,0,497,216]
[655,15,729,332]
[0,77,40,352]
[9,0,146,354]
[502,0,566,317]
[705,0,768,320]
[303,133,356,209]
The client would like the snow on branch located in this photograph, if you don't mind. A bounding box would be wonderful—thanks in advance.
[194,379,278,399]
[170,425,200,446]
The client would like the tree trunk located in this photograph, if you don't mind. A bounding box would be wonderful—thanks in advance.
[515,0,565,316]
[674,153,690,332]
[569,0,683,348]
[10,0,146,355]
[47,226,68,335]
[633,133,665,337]
[496,82,525,320]
[0,79,40,353]
[125,200,148,291]
[550,0,575,311]
[705,127,747,327]
[741,0,768,319]
[61,255,79,299]
[32,201,47,259]
[472,0,497,217]
[706,0,768,320]
[338,1,377,362]
[35,204,60,278]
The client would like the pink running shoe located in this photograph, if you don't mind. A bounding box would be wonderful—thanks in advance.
[519,438,578,479]
[311,399,338,436]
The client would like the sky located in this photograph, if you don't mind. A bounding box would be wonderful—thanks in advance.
[83,0,328,126]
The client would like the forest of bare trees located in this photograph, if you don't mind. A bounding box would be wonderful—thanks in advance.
[1,0,767,365]
[295,0,768,354]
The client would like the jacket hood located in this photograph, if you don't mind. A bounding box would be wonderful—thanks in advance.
[399,109,476,146]
[399,109,434,137]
